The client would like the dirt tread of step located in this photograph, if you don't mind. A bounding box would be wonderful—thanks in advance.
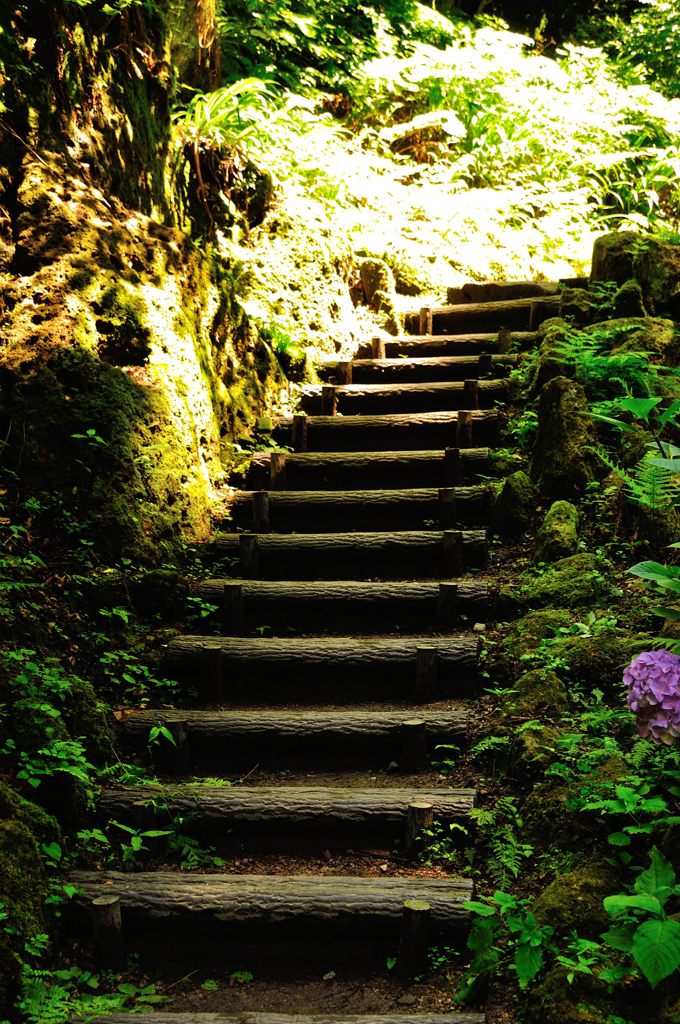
[78,1012,487,1023]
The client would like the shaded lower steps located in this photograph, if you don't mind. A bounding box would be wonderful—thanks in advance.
[246,448,490,492]
[215,530,487,580]
[69,871,473,933]
[118,709,468,768]
[80,1014,486,1024]
[198,579,490,635]
[228,486,491,533]
[271,411,498,452]
[164,634,479,701]
[99,785,475,833]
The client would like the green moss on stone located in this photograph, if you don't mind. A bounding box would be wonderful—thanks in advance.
[490,470,539,536]
[531,376,599,499]
[525,964,614,1024]
[545,634,638,694]
[519,553,613,609]
[522,781,592,853]
[61,676,113,764]
[534,500,579,562]
[501,669,568,722]
[0,820,48,942]
[501,608,574,663]
[533,863,617,939]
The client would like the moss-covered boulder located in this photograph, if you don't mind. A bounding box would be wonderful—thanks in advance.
[533,863,616,939]
[61,676,113,763]
[490,470,539,536]
[501,669,568,721]
[545,634,638,694]
[534,500,579,562]
[590,231,639,285]
[525,964,615,1024]
[512,724,563,774]
[560,287,601,324]
[498,608,573,674]
[531,376,599,499]
[585,315,679,364]
[132,568,188,617]
[612,279,647,318]
[633,237,680,317]
[522,781,593,852]
[519,554,613,609]
[359,258,395,307]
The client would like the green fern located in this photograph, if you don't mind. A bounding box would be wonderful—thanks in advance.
[597,448,680,510]
[469,796,534,888]
[551,329,659,400]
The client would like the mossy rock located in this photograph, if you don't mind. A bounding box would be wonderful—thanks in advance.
[534,500,579,562]
[490,470,539,536]
[0,942,22,1024]
[531,318,571,391]
[612,279,647,318]
[524,963,615,1024]
[497,608,573,676]
[560,287,602,324]
[519,553,613,610]
[531,376,599,499]
[358,258,395,306]
[633,237,680,317]
[0,781,20,819]
[522,781,594,853]
[511,724,563,775]
[61,676,113,764]
[501,669,568,722]
[590,231,639,285]
[16,798,61,848]
[584,315,679,364]
[0,820,48,942]
[533,863,617,939]
[546,634,639,693]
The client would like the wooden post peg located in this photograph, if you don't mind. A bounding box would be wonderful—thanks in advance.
[222,582,244,635]
[371,335,386,359]
[321,385,338,416]
[436,582,459,631]
[529,301,540,330]
[438,487,457,529]
[456,409,473,448]
[478,352,493,376]
[292,414,308,452]
[443,447,461,486]
[463,378,480,410]
[168,719,192,775]
[497,328,512,353]
[406,801,435,857]
[401,718,429,772]
[239,533,259,579]
[415,646,438,704]
[269,451,287,490]
[252,490,271,533]
[398,899,432,975]
[419,307,433,336]
[442,530,463,575]
[91,894,124,969]
[336,361,353,385]
[201,647,224,703]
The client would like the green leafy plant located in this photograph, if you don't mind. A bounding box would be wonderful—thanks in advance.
[469,797,534,888]
[602,846,680,987]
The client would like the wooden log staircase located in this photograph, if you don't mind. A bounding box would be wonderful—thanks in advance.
[70,283,561,1024]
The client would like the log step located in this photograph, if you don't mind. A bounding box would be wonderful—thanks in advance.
[69,871,473,933]
[117,708,469,766]
[215,529,487,580]
[318,353,517,385]
[300,380,505,416]
[446,279,559,304]
[77,1014,486,1024]
[406,295,560,334]
[99,784,475,831]
[199,579,490,634]
[355,331,535,358]
[164,634,479,700]
[272,411,498,452]
[246,448,490,491]
[228,486,491,533]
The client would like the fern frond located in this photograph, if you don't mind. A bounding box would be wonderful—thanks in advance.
[595,448,679,510]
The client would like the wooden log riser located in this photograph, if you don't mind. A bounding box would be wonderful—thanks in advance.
[247,448,491,491]
[272,412,499,452]
[355,330,536,358]
[318,353,512,384]
[299,384,504,417]
[88,1014,487,1024]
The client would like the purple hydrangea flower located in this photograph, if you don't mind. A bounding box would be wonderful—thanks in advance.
[624,650,680,745]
